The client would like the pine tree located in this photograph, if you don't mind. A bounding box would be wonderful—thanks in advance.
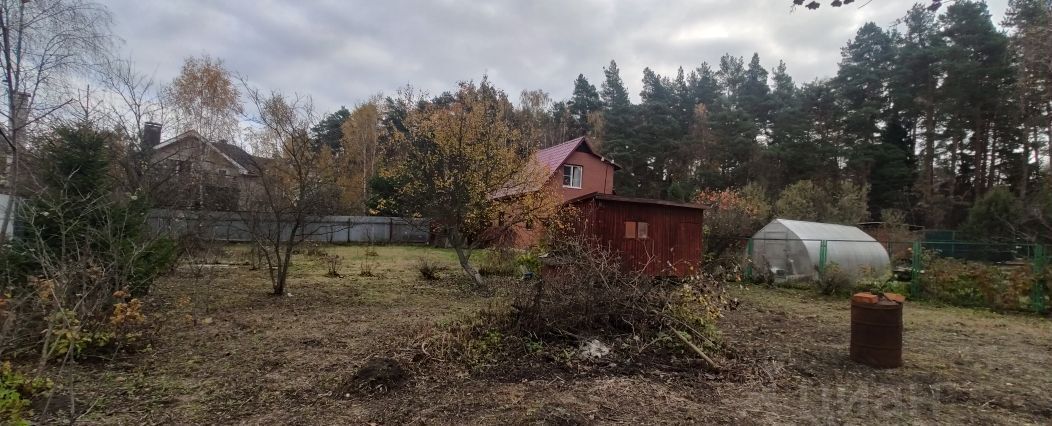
[739,53,773,134]
[891,5,944,206]
[311,107,351,152]
[567,74,603,137]
[600,60,640,195]
[940,1,1014,200]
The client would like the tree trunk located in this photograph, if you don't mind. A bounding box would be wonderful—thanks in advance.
[971,119,986,199]
[924,102,936,198]
[949,134,961,197]
[1020,126,1032,198]
[449,228,484,288]
[986,125,996,194]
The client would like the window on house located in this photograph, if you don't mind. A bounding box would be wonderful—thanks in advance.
[562,164,582,188]
[624,221,649,239]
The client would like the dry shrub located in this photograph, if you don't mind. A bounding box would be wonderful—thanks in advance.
[416,258,444,280]
[363,246,379,257]
[427,236,725,372]
[359,262,376,277]
[324,255,342,277]
[816,263,853,295]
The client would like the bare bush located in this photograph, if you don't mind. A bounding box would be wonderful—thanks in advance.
[416,258,443,281]
[324,255,342,278]
[359,262,376,277]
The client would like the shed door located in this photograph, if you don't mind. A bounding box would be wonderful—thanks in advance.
[671,222,702,276]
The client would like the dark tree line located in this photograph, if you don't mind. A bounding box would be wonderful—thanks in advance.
[547,0,1051,229]
[307,1,1050,232]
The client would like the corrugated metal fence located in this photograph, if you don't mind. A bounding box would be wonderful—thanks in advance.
[147,209,430,244]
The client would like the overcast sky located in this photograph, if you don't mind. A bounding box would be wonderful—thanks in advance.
[107,0,1009,115]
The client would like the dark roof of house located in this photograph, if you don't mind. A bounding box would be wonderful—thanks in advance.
[154,130,265,174]
[566,192,708,210]
[211,141,259,170]
[535,137,620,175]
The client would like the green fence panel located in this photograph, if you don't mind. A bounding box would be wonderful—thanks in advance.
[1032,244,1047,313]
[818,240,828,277]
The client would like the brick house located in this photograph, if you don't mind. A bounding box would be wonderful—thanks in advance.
[497,136,706,277]
[149,125,263,211]
[536,136,619,202]
[493,137,619,247]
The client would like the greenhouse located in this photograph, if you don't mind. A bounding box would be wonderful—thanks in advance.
[748,219,890,281]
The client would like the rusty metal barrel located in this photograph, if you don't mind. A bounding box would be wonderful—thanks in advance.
[850,293,903,368]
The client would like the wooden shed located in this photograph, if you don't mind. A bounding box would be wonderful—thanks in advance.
[567,193,706,277]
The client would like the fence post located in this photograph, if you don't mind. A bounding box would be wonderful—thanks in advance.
[910,241,922,299]
[818,240,828,277]
[1032,244,1047,313]
[745,238,754,282]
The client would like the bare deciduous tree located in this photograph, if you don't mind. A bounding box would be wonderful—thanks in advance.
[0,0,113,242]
[240,85,339,296]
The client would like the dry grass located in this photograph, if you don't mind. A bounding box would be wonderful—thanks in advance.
[40,246,1052,424]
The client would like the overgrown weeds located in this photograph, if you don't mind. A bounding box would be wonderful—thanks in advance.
[0,361,52,424]
[477,248,517,277]
[304,241,327,258]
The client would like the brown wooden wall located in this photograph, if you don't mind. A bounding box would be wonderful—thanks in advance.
[572,198,704,277]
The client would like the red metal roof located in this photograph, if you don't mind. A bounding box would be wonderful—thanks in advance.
[535,137,620,178]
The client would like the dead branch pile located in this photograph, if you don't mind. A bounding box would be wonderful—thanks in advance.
[427,236,726,373]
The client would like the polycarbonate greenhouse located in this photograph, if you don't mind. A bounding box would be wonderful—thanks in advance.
[748,219,890,280]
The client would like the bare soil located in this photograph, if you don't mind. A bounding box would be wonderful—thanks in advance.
[43,246,1052,425]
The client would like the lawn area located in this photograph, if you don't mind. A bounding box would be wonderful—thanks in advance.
[51,244,1052,424]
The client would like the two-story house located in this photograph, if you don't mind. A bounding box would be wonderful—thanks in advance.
[148,125,262,212]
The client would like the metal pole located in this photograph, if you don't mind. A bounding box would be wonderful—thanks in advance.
[818,240,828,277]
[911,241,922,299]
[745,238,754,282]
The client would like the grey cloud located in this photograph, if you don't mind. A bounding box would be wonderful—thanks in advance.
[106,0,1009,114]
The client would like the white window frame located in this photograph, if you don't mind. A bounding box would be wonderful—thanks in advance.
[562,164,583,189]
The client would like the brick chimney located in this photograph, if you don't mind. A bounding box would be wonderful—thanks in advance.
[11,92,29,146]
[143,122,162,149]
